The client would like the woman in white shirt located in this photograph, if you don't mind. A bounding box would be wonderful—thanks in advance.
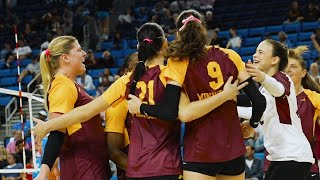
[245,39,314,179]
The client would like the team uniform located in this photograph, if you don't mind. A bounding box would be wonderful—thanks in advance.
[102,63,186,179]
[48,75,111,180]
[297,89,320,177]
[105,101,130,180]
[257,72,314,179]
[166,46,247,176]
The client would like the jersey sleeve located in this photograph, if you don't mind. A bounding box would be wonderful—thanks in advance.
[164,57,189,85]
[48,81,78,114]
[307,90,320,111]
[272,72,291,96]
[48,79,81,135]
[102,74,130,108]
[219,48,245,73]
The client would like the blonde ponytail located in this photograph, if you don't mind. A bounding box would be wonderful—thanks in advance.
[39,51,52,110]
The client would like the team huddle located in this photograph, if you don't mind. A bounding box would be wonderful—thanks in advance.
[30,9,320,180]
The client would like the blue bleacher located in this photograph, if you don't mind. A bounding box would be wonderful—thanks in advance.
[287,33,298,42]
[283,23,301,33]
[109,67,119,75]
[242,37,262,47]
[6,86,20,91]
[32,49,40,57]
[218,30,231,39]
[296,41,313,47]
[21,58,33,67]
[237,28,249,38]
[0,96,13,106]
[0,69,11,77]
[93,79,100,87]
[248,27,266,37]
[302,21,319,32]
[22,75,33,84]
[101,41,113,50]
[94,52,103,59]
[88,69,105,78]
[270,34,279,41]
[241,55,252,63]
[0,77,18,86]
[240,46,256,56]
[0,61,5,69]
[127,39,138,48]
[266,25,283,34]
[115,58,125,67]
[299,32,313,41]
[123,49,137,57]
[86,89,97,97]
[110,50,124,60]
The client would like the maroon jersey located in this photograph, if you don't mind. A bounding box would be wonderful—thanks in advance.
[59,84,111,180]
[125,65,182,178]
[297,90,320,173]
[183,47,246,163]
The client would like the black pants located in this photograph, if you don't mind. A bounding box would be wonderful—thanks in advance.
[265,161,312,180]
[127,175,181,180]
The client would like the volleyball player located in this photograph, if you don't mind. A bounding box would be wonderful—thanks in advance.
[285,46,320,179]
[245,40,314,179]
[35,36,110,180]
[105,52,138,180]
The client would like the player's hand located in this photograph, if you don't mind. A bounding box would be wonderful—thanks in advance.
[31,118,49,144]
[246,60,265,83]
[311,34,316,40]
[34,164,50,180]
[223,76,248,101]
[127,94,142,115]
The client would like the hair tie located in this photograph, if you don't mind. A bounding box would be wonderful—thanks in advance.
[179,15,202,31]
[45,49,50,62]
[143,38,153,44]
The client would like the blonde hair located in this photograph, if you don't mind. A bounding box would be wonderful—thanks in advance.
[288,45,308,61]
[288,45,320,93]
[40,36,77,110]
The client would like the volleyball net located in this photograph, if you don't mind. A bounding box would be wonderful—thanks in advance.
[0,87,42,174]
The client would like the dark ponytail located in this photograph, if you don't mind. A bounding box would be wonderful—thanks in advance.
[130,23,165,94]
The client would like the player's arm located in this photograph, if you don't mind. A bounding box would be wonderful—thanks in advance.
[130,59,188,121]
[138,82,182,121]
[178,76,248,122]
[45,96,109,131]
[39,112,65,174]
[107,132,128,170]
[32,76,129,140]
[105,102,128,170]
[228,51,266,128]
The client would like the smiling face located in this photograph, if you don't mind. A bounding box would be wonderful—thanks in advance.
[253,41,275,73]
[285,58,306,86]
